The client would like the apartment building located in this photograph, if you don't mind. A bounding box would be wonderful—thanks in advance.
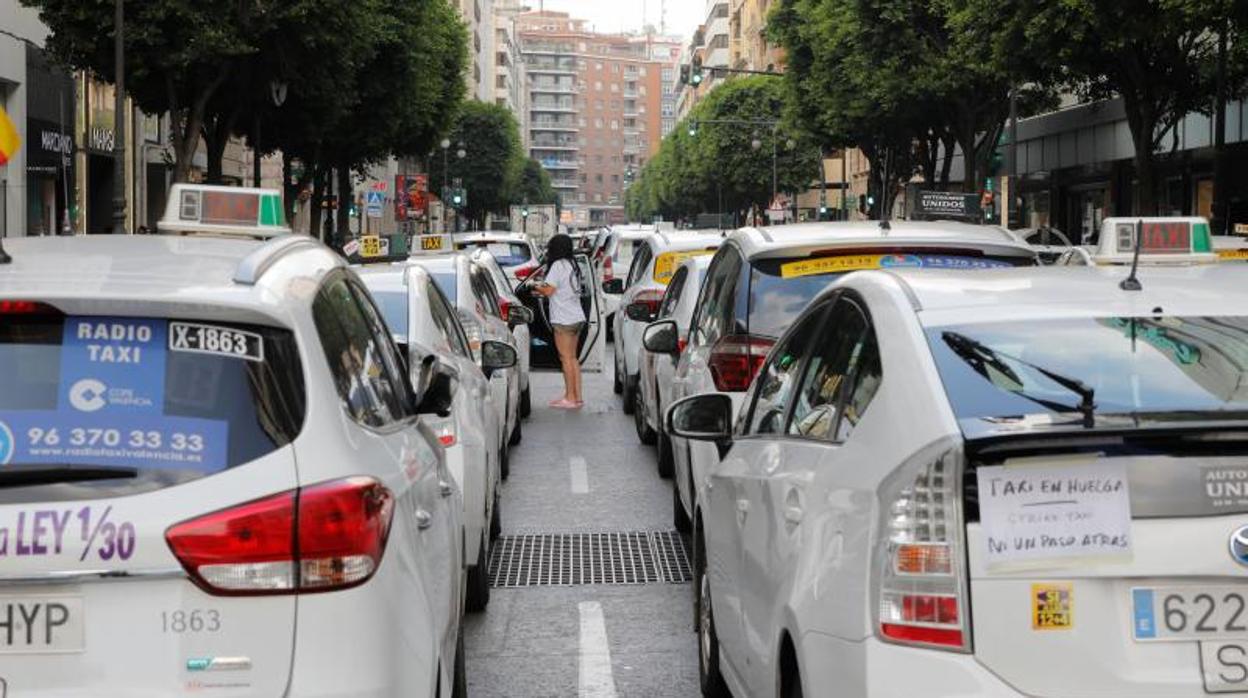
[518,11,669,226]
[493,0,527,135]
[730,0,785,72]
[453,0,496,103]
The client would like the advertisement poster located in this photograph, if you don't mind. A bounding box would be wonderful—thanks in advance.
[395,174,429,220]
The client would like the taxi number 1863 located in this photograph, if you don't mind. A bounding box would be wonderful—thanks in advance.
[170,322,264,362]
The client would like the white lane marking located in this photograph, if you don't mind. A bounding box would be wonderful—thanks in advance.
[578,601,618,698]
[570,456,589,494]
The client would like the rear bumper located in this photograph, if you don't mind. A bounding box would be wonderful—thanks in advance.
[800,633,1023,697]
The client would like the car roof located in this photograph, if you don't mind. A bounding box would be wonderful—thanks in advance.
[729,221,1035,261]
[0,235,340,323]
[353,260,433,291]
[609,224,658,241]
[869,264,1248,321]
[642,230,724,252]
[407,252,466,274]
[453,231,532,245]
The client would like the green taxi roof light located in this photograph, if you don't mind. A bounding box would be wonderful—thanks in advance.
[1193,221,1212,253]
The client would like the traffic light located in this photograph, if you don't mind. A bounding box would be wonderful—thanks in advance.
[451,188,465,209]
[691,56,704,86]
[687,120,698,137]
[679,65,690,85]
[521,207,530,218]
[819,204,829,220]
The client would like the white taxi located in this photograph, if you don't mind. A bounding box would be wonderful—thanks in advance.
[354,251,518,613]
[1055,216,1220,266]
[670,262,1248,698]
[466,247,534,417]
[666,221,1039,536]
[612,231,722,418]
[414,253,526,462]
[0,185,467,696]
[637,254,714,495]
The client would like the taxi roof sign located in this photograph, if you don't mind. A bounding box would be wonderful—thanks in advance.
[158,184,290,239]
[1091,217,1217,265]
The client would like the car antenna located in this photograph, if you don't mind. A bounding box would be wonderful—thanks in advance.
[1119,218,1144,291]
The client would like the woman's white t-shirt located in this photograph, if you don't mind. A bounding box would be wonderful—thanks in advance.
[546,258,587,326]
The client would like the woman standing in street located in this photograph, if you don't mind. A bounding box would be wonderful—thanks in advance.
[535,234,586,409]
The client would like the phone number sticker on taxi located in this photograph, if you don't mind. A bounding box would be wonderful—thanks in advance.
[780,253,1014,278]
[0,412,227,471]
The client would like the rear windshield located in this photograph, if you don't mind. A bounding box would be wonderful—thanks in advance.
[456,241,531,267]
[368,290,410,340]
[748,253,1022,339]
[0,313,305,502]
[927,316,1248,438]
[614,239,641,266]
[430,272,458,302]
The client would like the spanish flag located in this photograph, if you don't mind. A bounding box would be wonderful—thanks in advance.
[0,105,21,166]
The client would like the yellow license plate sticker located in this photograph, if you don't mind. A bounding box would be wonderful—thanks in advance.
[1032,583,1073,630]
[653,249,717,284]
[360,236,383,258]
[1218,249,1248,261]
[780,255,884,278]
[420,235,444,251]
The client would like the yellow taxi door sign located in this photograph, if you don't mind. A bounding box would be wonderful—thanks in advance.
[360,236,383,258]
[1217,249,1248,261]
[780,255,885,278]
[653,249,717,284]
[1032,583,1073,630]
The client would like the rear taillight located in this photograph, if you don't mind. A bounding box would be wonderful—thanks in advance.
[874,444,970,652]
[708,334,776,392]
[677,337,688,354]
[514,264,538,280]
[603,256,614,281]
[498,299,512,320]
[632,289,664,318]
[0,300,58,314]
[457,309,484,357]
[166,477,394,596]
[435,423,457,448]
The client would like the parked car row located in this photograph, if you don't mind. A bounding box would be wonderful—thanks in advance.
[0,184,543,697]
[610,216,1248,696]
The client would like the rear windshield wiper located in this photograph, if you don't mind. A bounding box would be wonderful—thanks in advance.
[0,465,139,489]
[942,331,1097,427]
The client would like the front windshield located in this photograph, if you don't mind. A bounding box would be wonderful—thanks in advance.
[927,316,1248,436]
[368,290,410,338]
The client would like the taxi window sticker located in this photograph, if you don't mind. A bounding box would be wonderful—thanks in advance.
[1032,583,1073,630]
[654,249,717,284]
[170,322,265,363]
[780,254,1014,279]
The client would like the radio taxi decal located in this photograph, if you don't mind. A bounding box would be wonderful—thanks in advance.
[780,254,1013,278]
[1032,583,1073,630]
[0,317,230,473]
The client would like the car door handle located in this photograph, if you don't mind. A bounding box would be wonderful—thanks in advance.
[784,506,803,525]
[439,480,454,498]
[736,499,750,513]
[415,509,433,530]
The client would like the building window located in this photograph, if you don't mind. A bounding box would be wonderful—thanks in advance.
[610,120,619,130]
[595,174,603,183]
[610,83,619,93]
[596,62,604,70]
[594,118,604,128]
[612,174,620,183]
[580,173,588,183]
[595,81,603,91]
[594,193,603,203]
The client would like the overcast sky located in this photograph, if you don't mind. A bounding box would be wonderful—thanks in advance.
[528,0,705,43]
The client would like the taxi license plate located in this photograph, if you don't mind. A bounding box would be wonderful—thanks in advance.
[1133,587,1248,641]
[420,236,443,251]
[0,596,85,654]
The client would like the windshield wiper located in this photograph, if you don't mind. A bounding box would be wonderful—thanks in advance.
[0,465,139,489]
[942,331,1097,428]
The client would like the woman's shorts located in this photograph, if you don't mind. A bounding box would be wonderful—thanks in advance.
[552,322,585,335]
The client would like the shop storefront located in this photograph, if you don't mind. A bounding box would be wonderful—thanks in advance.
[24,44,75,236]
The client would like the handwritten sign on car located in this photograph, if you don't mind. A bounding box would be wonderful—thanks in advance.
[977,459,1133,570]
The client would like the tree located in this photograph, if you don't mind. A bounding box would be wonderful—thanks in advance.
[438,102,524,229]
[511,158,559,207]
[1015,0,1242,214]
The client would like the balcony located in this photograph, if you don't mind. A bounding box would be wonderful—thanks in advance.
[529,81,577,94]
[530,120,578,132]
[530,100,576,113]
[524,42,576,55]
[551,179,579,189]
[526,59,578,75]
[529,139,578,150]
[538,157,580,169]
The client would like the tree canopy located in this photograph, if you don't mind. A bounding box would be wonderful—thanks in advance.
[439,101,526,229]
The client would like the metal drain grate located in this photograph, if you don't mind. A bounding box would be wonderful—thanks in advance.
[489,531,692,587]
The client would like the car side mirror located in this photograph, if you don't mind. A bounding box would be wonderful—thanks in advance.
[625,301,656,323]
[666,394,734,446]
[602,278,624,294]
[480,339,518,378]
[643,319,679,354]
[416,359,458,418]
[508,304,534,327]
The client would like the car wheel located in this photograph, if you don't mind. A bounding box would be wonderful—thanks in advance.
[634,389,657,445]
[451,623,468,698]
[622,374,637,415]
[465,534,491,612]
[508,414,523,446]
[613,354,623,394]
[657,422,675,479]
[491,488,502,541]
[520,386,532,418]
[697,534,730,697]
